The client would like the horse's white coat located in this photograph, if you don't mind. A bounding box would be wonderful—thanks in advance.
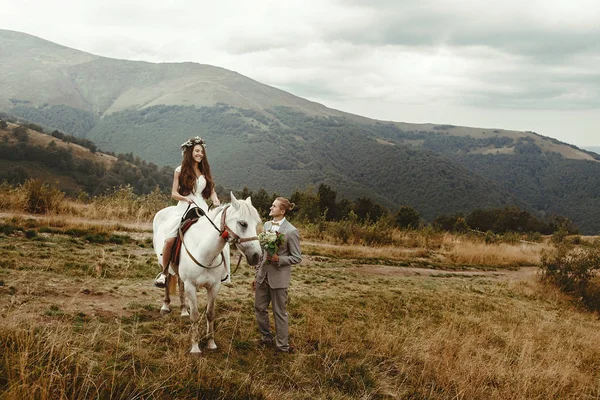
[153,193,262,353]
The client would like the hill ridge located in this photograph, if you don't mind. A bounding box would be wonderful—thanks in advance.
[2,29,600,233]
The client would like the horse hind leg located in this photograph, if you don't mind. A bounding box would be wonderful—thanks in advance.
[184,280,201,354]
[179,277,189,318]
[206,285,219,350]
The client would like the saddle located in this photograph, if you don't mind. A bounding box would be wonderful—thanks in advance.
[170,206,205,266]
[183,206,205,221]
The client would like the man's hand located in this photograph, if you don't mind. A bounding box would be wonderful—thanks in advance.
[266,253,279,263]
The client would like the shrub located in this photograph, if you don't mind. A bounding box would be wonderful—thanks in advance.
[540,240,600,311]
[362,218,394,246]
[484,230,497,244]
[501,231,521,244]
[23,180,65,214]
[12,126,29,143]
[327,212,360,244]
[453,217,469,233]
[526,232,542,242]
[0,181,26,211]
[91,185,170,221]
[551,224,569,246]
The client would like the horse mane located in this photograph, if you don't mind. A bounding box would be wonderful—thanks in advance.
[206,201,262,223]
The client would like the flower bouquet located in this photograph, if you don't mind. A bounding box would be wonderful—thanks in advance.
[258,231,285,258]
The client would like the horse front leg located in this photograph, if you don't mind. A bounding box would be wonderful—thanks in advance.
[178,277,189,318]
[160,274,171,315]
[184,280,201,354]
[206,284,220,351]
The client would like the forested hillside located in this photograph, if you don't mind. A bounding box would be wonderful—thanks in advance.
[0,121,172,196]
[2,29,600,233]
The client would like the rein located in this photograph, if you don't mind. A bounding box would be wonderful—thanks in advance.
[178,225,225,270]
[179,201,259,272]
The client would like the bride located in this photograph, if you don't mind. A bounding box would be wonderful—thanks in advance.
[153,136,231,287]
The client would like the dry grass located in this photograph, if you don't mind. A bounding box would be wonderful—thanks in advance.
[303,233,546,270]
[444,240,546,267]
[2,215,600,399]
[0,182,170,223]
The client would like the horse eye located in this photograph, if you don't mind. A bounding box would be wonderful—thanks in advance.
[238,221,248,229]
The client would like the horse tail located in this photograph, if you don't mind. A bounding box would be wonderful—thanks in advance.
[168,273,178,296]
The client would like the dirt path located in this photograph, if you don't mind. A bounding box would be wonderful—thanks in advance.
[346,263,539,280]
[0,211,152,231]
[0,211,539,285]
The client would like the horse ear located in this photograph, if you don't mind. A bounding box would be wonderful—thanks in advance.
[246,197,253,207]
[230,192,240,209]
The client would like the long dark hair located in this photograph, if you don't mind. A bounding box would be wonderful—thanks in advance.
[179,143,214,198]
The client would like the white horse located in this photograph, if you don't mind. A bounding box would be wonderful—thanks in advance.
[153,193,262,353]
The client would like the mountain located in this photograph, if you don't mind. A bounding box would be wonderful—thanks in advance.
[1,29,600,233]
[585,146,600,155]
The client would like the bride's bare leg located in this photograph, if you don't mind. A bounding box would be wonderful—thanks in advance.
[161,237,176,275]
[155,237,176,287]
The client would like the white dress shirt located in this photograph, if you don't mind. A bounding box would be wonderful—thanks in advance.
[270,218,286,232]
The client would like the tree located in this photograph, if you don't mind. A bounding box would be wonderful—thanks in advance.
[353,196,387,222]
[235,186,253,200]
[252,188,274,218]
[395,206,420,229]
[51,129,65,140]
[453,217,470,233]
[317,184,338,220]
[0,166,29,184]
[12,126,28,143]
[290,187,320,222]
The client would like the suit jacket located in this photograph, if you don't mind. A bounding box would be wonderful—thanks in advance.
[256,219,302,289]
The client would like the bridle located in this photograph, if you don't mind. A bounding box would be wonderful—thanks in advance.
[219,205,259,245]
[179,202,259,271]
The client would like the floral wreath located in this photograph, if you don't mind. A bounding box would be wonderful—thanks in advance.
[181,136,207,156]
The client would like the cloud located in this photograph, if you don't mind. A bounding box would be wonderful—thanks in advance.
[1,0,599,145]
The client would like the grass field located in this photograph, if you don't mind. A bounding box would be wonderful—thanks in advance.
[2,214,600,399]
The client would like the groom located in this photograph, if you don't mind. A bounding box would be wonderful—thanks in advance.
[255,197,302,353]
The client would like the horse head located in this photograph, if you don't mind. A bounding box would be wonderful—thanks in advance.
[224,192,263,266]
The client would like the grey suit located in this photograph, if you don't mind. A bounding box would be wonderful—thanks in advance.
[255,219,302,351]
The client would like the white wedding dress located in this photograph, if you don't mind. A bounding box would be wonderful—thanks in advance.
[162,165,210,239]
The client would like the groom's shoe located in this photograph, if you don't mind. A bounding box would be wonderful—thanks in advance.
[258,336,274,346]
[154,273,167,288]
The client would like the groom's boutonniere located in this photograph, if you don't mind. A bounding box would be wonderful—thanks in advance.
[258,231,285,258]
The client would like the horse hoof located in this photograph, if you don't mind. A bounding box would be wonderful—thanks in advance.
[160,305,171,315]
[180,310,190,318]
[207,342,217,351]
[190,344,202,354]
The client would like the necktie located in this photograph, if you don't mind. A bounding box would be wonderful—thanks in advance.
[271,221,280,226]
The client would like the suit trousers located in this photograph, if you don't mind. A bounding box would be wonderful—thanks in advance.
[254,280,289,351]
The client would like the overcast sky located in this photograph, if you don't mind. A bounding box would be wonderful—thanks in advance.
[3,0,600,147]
